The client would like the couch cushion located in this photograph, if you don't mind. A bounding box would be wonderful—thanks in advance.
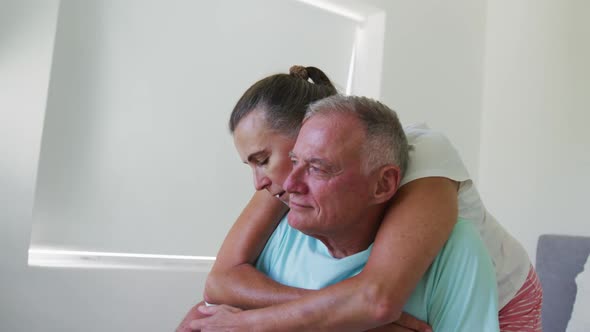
[536,234,590,332]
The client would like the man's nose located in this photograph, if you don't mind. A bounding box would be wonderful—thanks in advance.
[284,165,307,194]
[253,172,271,191]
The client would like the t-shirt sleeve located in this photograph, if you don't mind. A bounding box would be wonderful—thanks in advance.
[427,220,500,332]
[401,125,471,186]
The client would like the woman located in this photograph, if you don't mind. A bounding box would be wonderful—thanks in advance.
[179,66,542,331]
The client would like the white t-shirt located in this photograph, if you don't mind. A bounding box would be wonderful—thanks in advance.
[567,255,590,332]
[402,124,531,308]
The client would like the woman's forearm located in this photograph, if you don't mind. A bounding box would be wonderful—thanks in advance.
[227,276,388,332]
[204,190,295,307]
[205,263,312,309]
[209,191,287,271]
[357,177,459,323]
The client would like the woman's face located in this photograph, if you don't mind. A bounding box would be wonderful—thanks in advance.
[233,109,296,204]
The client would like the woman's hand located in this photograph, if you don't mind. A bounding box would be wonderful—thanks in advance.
[189,304,248,332]
[384,312,432,332]
[176,301,209,332]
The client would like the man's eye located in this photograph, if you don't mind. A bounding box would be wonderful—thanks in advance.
[257,158,269,166]
[309,166,324,174]
[290,158,298,166]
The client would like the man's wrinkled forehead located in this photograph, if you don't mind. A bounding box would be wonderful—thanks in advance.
[293,115,333,153]
[293,114,363,161]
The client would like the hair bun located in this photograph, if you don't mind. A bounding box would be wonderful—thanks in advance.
[289,65,309,80]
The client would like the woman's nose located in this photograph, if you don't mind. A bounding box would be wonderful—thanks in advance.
[254,172,271,191]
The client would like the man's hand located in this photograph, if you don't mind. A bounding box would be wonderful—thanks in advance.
[189,304,247,332]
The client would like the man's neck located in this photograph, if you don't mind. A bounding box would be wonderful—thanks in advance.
[314,208,384,259]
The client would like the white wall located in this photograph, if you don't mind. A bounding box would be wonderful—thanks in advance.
[0,1,204,331]
[366,0,487,179]
[479,0,590,264]
[0,0,494,331]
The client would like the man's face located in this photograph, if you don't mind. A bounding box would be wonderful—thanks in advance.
[284,113,373,237]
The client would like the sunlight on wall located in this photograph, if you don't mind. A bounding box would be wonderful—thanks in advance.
[29,0,386,270]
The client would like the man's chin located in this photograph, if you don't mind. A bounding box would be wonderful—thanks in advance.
[286,212,301,229]
[287,217,317,239]
[286,212,310,231]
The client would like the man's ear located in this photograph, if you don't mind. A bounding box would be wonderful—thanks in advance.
[371,165,402,205]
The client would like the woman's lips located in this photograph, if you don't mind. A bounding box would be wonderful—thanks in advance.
[275,191,289,203]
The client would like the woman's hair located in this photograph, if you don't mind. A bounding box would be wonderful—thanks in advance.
[229,66,338,138]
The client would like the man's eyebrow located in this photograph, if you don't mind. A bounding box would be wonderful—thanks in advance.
[289,152,333,169]
[308,157,334,169]
[245,150,266,164]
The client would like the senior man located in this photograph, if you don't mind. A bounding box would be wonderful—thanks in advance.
[191,96,499,331]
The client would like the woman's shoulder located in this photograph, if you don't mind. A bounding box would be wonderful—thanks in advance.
[401,123,469,185]
[404,123,450,145]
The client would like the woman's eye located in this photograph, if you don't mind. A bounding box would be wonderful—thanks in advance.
[258,158,269,166]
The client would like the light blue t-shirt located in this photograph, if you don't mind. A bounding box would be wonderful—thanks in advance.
[255,217,500,332]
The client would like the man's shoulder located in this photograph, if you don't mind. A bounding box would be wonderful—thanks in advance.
[422,219,499,331]
[259,215,296,252]
[443,219,484,252]
[429,218,493,280]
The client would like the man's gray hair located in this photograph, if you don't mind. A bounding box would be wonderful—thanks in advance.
[304,95,409,176]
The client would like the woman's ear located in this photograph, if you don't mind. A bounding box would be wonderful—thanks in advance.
[371,165,402,205]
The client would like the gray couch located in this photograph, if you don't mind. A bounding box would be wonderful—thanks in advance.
[536,234,590,332]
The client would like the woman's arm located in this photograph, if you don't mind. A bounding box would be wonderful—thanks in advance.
[204,190,313,308]
[198,177,458,331]
[358,176,459,323]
